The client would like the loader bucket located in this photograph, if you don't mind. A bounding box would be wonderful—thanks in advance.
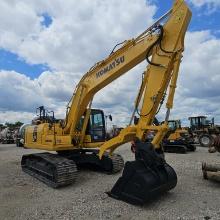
[108,142,177,205]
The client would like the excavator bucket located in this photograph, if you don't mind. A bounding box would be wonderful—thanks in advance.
[108,142,177,205]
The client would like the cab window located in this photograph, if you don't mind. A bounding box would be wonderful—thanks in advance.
[91,113,103,128]
[90,111,105,141]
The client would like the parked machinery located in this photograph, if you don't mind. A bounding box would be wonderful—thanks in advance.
[106,125,124,140]
[189,116,220,147]
[21,0,191,205]
[16,124,31,147]
[0,127,16,144]
[16,106,55,147]
[163,120,196,153]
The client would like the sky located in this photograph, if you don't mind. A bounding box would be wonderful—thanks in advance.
[0,0,220,127]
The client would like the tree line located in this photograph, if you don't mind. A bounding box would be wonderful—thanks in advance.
[0,122,24,130]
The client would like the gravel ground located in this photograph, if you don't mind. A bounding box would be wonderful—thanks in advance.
[0,143,220,220]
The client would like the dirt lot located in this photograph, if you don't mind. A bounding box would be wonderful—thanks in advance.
[0,144,220,220]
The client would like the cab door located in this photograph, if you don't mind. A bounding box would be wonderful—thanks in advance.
[89,109,106,142]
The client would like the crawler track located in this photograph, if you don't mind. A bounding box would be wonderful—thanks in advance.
[21,153,78,188]
[163,145,187,154]
[59,150,125,174]
[21,150,124,188]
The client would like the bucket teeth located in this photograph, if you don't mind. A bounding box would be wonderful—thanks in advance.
[108,142,177,205]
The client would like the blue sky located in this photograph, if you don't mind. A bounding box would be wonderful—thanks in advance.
[0,1,219,79]
[0,13,52,78]
[153,0,220,36]
[40,13,53,28]
[0,0,220,124]
[0,49,49,77]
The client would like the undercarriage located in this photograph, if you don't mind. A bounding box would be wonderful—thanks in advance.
[163,139,196,154]
[21,149,124,188]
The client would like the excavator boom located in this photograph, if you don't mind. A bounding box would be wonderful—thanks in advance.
[22,0,191,205]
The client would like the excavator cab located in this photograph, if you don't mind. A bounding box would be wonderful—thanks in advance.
[189,116,208,130]
[162,120,196,153]
[168,120,181,131]
[82,109,106,142]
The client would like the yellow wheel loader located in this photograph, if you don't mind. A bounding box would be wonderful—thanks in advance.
[22,0,191,205]
[189,116,220,148]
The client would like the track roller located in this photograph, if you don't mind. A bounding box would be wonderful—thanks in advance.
[21,153,78,188]
[57,149,124,174]
[21,150,124,188]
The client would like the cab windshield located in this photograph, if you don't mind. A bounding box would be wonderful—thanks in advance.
[168,121,176,130]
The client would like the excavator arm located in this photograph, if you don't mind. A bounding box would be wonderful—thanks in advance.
[64,28,160,134]
[62,0,191,157]
[22,0,192,206]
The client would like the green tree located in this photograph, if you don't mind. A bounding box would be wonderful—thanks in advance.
[4,121,24,129]
[14,121,24,127]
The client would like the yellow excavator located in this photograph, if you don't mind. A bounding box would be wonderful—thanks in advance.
[22,0,191,205]
[163,119,196,153]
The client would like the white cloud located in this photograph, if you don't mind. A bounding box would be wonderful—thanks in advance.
[160,30,220,125]
[0,0,156,72]
[0,69,82,113]
[189,0,220,7]
[0,0,220,128]
[0,111,35,124]
[0,70,43,112]
[0,0,157,125]
[0,65,145,125]
[189,0,220,12]
[0,1,43,51]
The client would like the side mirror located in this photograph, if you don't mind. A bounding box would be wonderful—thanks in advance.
[109,115,113,121]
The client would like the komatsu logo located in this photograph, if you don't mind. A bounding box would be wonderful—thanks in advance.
[96,56,125,78]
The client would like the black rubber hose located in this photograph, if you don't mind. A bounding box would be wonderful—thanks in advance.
[145,25,164,67]
[157,25,174,54]
[146,25,174,67]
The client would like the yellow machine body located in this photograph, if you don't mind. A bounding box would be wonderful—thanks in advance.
[167,120,188,141]
[25,0,191,160]
[22,0,192,205]
[163,119,196,153]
